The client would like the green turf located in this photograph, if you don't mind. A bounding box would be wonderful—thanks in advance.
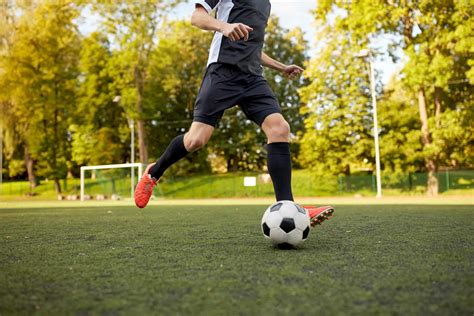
[0,205,473,315]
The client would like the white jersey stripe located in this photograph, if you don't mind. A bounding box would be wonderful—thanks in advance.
[207,0,233,66]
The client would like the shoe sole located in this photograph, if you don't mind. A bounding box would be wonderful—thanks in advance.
[310,207,335,227]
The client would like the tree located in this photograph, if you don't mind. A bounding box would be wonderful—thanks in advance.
[400,1,473,195]
[308,0,473,195]
[92,0,182,164]
[298,21,374,178]
[377,77,423,183]
[0,1,35,188]
[71,32,128,168]
[2,1,81,194]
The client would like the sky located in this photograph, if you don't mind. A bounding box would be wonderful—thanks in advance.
[80,0,400,84]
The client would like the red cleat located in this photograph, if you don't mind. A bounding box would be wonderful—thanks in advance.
[134,163,158,208]
[304,205,335,227]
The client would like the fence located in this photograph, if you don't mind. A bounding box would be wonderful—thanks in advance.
[336,170,473,194]
[1,169,472,199]
[0,176,134,199]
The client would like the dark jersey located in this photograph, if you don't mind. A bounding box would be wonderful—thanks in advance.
[195,0,271,76]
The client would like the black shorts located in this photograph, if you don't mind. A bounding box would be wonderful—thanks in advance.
[193,63,281,127]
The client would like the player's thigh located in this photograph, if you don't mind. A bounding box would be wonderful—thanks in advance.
[194,64,242,128]
[239,80,282,127]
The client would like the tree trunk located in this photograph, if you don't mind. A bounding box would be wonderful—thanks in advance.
[227,158,232,172]
[434,87,442,128]
[24,145,36,193]
[232,157,239,172]
[418,88,438,196]
[53,106,59,191]
[343,164,351,191]
[135,65,148,163]
[137,119,148,163]
[426,161,438,197]
[54,178,61,195]
[227,156,239,172]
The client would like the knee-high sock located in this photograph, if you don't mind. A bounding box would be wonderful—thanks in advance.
[149,134,189,180]
[266,142,294,201]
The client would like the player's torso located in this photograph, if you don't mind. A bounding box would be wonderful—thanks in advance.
[209,0,271,75]
[222,0,271,42]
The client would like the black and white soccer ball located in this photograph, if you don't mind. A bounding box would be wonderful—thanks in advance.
[261,200,311,248]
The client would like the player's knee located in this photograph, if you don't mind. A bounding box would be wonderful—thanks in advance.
[268,120,290,141]
[185,136,208,152]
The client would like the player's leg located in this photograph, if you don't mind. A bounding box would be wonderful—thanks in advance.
[148,122,214,180]
[238,78,294,202]
[134,62,235,208]
[261,115,335,225]
[240,79,335,225]
[261,113,294,202]
[134,122,214,208]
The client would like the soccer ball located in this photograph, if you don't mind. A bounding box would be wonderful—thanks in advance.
[261,200,311,248]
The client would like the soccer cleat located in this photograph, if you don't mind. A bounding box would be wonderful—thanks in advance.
[134,163,158,208]
[304,205,335,227]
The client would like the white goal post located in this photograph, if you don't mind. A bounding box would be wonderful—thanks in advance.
[80,163,144,201]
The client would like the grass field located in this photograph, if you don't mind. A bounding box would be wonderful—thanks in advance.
[1,204,473,315]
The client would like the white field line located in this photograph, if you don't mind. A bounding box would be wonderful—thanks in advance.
[0,196,473,209]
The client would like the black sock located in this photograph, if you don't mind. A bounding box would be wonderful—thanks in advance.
[149,134,189,180]
[266,142,294,201]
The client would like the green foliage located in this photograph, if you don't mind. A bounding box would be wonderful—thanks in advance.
[1,3,29,182]
[91,0,183,163]
[397,1,473,171]
[303,0,473,186]
[378,78,423,174]
[298,21,374,176]
[72,31,127,168]
[6,159,25,178]
[430,107,473,166]
[70,125,124,166]
[1,1,81,191]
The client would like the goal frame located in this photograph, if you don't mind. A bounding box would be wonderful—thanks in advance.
[80,163,144,201]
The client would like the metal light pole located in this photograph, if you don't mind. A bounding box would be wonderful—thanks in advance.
[129,118,135,198]
[114,95,135,199]
[356,49,382,198]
